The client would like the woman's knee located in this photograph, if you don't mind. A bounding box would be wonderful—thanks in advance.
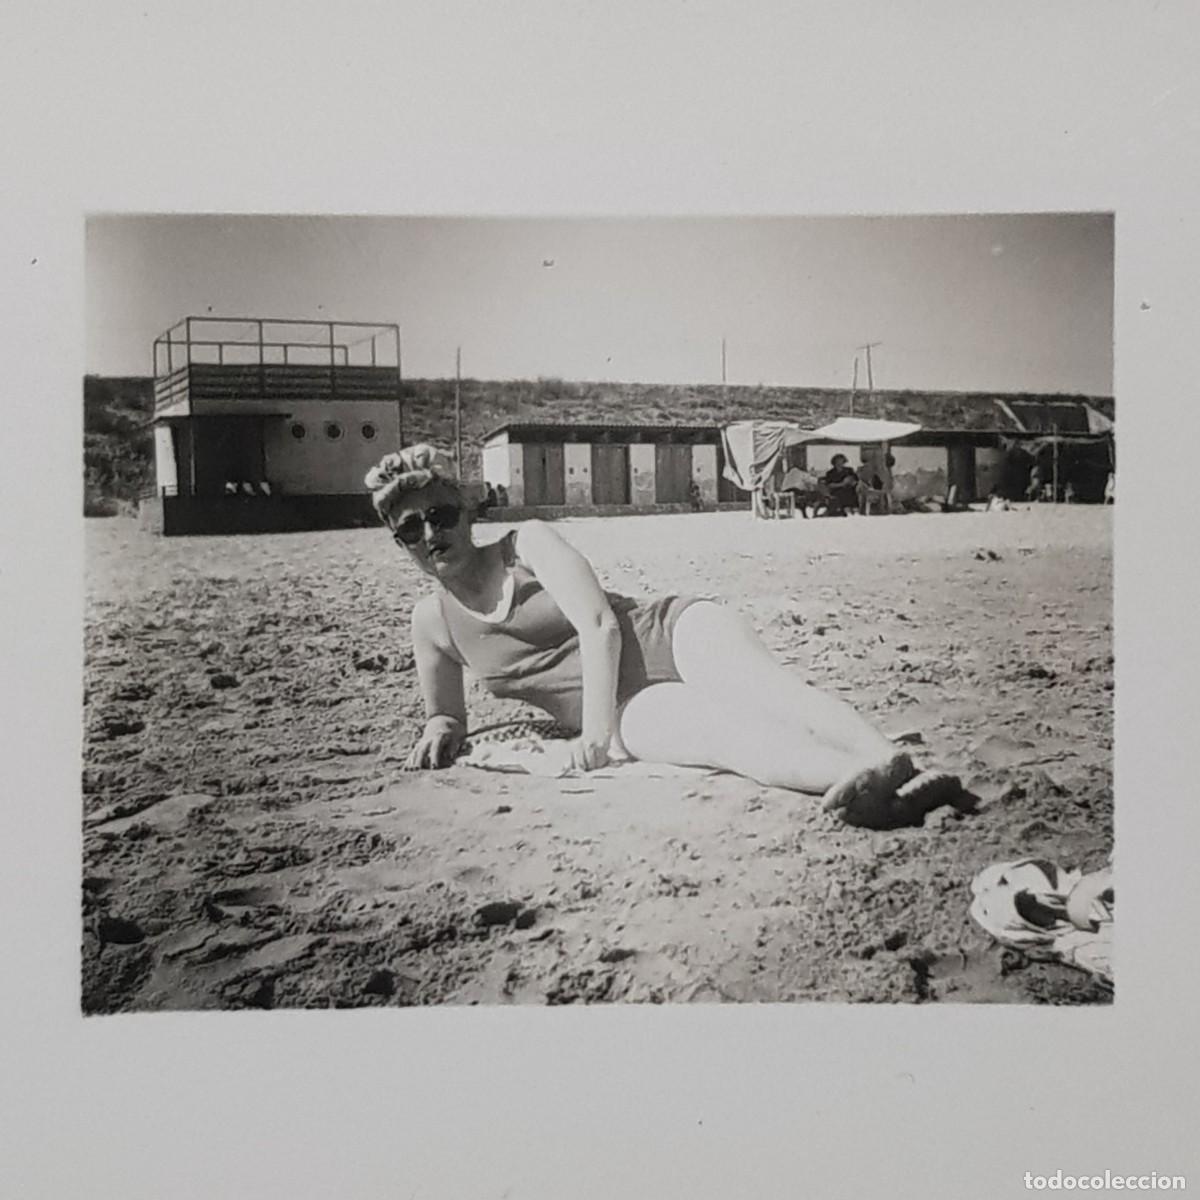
[620,680,759,767]
[620,681,767,765]
[618,682,694,758]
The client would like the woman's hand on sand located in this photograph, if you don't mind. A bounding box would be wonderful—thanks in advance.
[566,734,611,772]
[407,715,465,769]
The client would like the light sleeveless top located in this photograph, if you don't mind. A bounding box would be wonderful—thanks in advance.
[436,531,699,731]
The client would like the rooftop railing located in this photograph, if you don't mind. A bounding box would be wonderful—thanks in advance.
[153,316,402,377]
[151,317,404,437]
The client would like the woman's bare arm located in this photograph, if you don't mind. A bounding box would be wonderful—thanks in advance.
[514,521,621,767]
[408,594,468,768]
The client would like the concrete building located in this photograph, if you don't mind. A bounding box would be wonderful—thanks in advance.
[141,317,403,535]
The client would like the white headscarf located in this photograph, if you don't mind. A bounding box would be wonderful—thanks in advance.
[365,444,467,518]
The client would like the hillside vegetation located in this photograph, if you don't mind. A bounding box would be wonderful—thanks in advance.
[84,376,155,513]
[84,374,1114,502]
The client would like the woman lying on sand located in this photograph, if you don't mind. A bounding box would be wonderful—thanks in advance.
[367,445,959,826]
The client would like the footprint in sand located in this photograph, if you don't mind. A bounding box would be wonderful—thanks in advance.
[970,733,1038,770]
[209,884,283,909]
[451,864,499,891]
[96,915,147,946]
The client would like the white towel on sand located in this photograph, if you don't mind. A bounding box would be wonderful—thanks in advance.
[456,720,715,780]
[969,858,1113,983]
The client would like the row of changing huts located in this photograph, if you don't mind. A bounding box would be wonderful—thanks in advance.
[137,315,1114,533]
[482,423,742,510]
[480,420,1078,512]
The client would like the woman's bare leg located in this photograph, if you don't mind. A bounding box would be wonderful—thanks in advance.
[671,601,897,756]
[618,682,863,793]
[666,601,940,821]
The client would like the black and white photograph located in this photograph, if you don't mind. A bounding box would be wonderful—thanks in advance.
[10,4,1200,1195]
[83,213,1114,1012]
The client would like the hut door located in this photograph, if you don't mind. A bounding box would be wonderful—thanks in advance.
[591,444,630,505]
[522,442,566,507]
[655,443,693,503]
[947,443,977,503]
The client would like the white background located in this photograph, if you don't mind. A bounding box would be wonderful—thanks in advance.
[2,2,1198,1197]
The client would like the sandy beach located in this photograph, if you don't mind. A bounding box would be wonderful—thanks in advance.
[82,504,1113,1010]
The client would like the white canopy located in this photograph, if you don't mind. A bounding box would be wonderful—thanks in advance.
[724,416,921,450]
[721,416,922,494]
[800,416,922,445]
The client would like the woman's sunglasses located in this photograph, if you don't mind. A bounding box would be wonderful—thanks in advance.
[392,504,463,547]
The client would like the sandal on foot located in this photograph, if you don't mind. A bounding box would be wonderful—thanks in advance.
[837,768,961,829]
[821,751,915,818]
[892,769,964,823]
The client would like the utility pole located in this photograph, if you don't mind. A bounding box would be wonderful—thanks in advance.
[721,337,727,389]
[395,325,404,446]
[857,341,882,399]
[455,346,463,476]
[849,354,859,416]
[1051,421,1059,503]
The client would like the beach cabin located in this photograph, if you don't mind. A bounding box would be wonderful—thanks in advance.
[141,316,403,535]
[481,422,747,514]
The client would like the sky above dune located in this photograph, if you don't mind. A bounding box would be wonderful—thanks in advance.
[86,213,1112,395]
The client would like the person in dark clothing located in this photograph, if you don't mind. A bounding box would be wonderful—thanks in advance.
[476,482,497,519]
[822,454,860,515]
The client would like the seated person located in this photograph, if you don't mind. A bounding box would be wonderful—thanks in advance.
[780,466,824,518]
[856,459,891,514]
[863,451,898,513]
[822,454,860,515]
[476,483,497,519]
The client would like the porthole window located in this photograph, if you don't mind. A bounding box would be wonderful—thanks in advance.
[324,421,343,441]
[290,422,307,440]
[361,422,377,441]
